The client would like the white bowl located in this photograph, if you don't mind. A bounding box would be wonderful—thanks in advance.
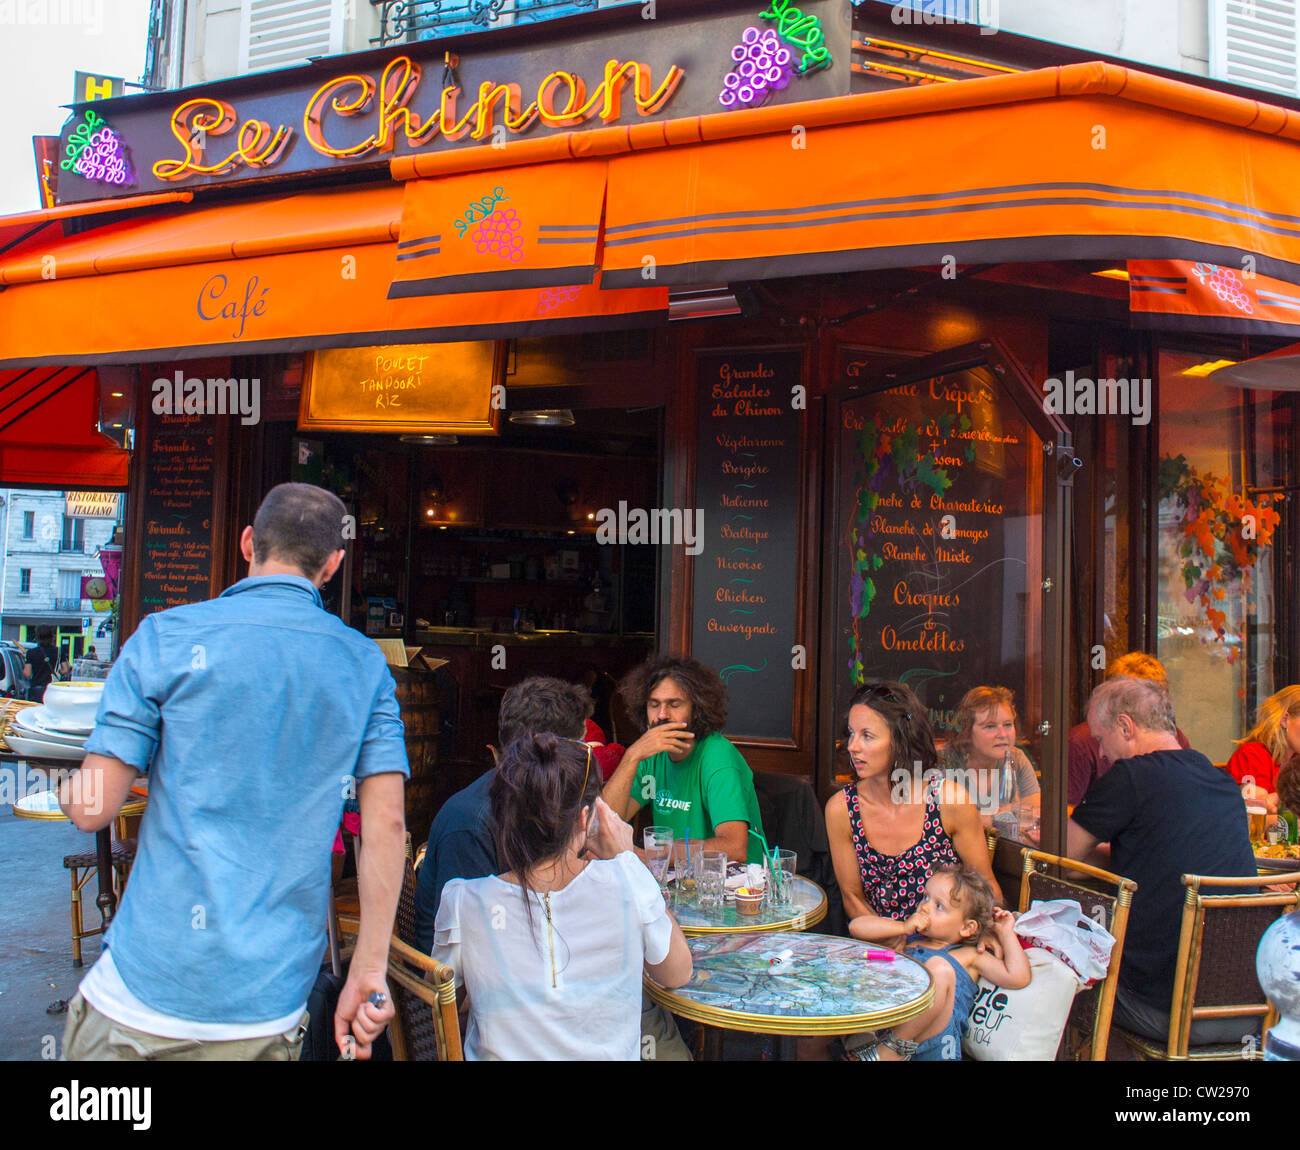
[40,682,104,725]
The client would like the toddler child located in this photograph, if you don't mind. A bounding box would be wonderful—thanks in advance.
[859,865,1030,1061]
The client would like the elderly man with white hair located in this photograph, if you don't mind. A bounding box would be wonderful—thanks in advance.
[1067,675,1256,1046]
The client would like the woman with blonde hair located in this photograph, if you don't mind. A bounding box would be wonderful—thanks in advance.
[940,686,1040,828]
[1226,686,1300,813]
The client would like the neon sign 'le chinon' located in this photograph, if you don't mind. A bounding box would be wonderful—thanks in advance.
[152,55,685,182]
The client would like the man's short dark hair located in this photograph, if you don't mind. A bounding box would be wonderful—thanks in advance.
[35,626,54,644]
[251,484,347,577]
[498,677,591,747]
[618,655,727,740]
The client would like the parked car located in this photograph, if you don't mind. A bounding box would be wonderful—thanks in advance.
[0,645,30,699]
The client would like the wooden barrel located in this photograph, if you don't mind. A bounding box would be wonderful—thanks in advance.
[392,667,441,847]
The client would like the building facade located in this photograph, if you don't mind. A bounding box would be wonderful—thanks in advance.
[0,491,120,654]
[142,0,1298,96]
[6,0,1300,860]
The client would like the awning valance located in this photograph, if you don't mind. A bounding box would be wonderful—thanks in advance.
[0,184,666,368]
[389,160,608,298]
[1128,259,1300,338]
[0,368,129,486]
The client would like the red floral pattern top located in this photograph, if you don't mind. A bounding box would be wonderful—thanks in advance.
[841,781,961,920]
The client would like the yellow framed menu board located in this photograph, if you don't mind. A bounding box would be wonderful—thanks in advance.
[299,341,503,433]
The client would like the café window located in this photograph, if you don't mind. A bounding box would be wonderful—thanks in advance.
[1155,347,1292,762]
[22,511,33,539]
[60,517,84,553]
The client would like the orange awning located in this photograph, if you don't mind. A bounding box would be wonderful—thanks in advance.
[394,62,1300,289]
[389,160,608,298]
[0,190,194,257]
[0,367,129,487]
[0,184,666,367]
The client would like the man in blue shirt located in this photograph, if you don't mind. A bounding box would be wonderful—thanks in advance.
[413,676,590,954]
[60,483,409,1061]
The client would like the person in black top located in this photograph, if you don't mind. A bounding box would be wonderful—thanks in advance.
[413,676,593,952]
[23,625,59,702]
[1067,676,1257,1046]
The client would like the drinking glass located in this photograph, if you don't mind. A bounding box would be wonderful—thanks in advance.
[676,845,704,900]
[765,848,797,912]
[644,826,674,902]
[71,658,111,683]
[697,851,727,908]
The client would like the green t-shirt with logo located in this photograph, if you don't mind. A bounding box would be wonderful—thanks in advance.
[633,732,765,863]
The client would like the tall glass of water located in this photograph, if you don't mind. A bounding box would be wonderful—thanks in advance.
[644,826,674,903]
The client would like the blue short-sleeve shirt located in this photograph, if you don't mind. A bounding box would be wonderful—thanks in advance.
[84,575,409,1023]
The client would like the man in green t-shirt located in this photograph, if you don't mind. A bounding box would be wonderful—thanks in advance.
[603,656,764,864]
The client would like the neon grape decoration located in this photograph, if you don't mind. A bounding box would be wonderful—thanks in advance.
[719,27,794,108]
[1191,262,1254,315]
[761,0,832,74]
[61,109,132,186]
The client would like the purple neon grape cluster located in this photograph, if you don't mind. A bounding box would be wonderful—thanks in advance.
[473,207,523,263]
[719,26,793,109]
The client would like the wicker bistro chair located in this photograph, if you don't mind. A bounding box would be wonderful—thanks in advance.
[1017,849,1138,1061]
[62,814,136,966]
[337,857,464,1061]
[1115,872,1300,1061]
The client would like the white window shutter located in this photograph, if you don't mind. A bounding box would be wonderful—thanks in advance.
[239,0,344,75]
[1210,0,1299,96]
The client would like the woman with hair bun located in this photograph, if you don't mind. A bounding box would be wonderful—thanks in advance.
[825,681,1003,947]
[432,732,692,1060]
[1227,686,1300,813]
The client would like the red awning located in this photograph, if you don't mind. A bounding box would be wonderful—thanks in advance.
[0,367,129,487]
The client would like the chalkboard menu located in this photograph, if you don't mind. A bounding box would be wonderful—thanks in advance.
[834,353,1039,740]
[140,413,216,617]
[691,350,802,741]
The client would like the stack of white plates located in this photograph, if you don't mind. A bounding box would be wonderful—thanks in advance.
[7,683,104,761]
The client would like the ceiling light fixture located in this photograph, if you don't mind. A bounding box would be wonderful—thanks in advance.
[508,409,576,427]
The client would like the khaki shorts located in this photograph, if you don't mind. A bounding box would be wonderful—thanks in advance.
[63,992,308,1062]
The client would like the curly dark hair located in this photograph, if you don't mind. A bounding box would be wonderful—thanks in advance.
[844,680,939,776]
[618,656,727,740]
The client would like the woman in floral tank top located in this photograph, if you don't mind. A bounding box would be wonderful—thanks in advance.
[825,681,1002,945]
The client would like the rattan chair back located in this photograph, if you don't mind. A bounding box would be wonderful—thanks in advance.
[1162,872,1300,1059]
[387,857,464,1061]
[1018,848,1138,1061]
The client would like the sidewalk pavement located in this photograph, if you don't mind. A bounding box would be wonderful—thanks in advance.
[0,804,97,1061]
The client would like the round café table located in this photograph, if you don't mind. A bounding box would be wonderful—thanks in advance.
[9,770,146,927]
[645,930,934,1058]
[669,875,827,935]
